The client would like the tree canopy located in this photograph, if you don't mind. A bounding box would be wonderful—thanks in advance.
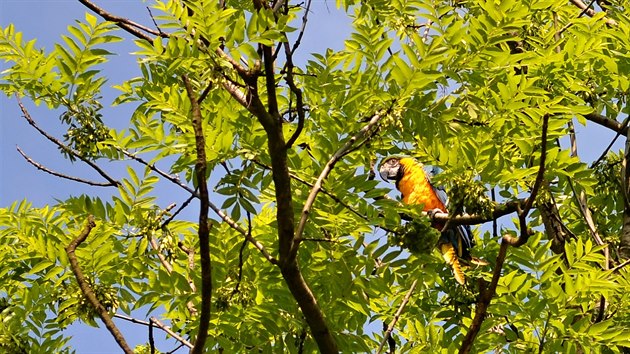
[2,0,630,353]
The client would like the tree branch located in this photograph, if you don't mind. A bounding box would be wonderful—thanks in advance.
[283,41,306,149]
[17,98,121,187]
[148,203,177,274]
[183,74,213,354]
[522,115,549,216]
[149,319,155,354]
[585,112,628,135]
[77,0,163,41]
[458,116,548,351]
[65,216,134,354]
[565,119,609,262]
[612,258,630,272]
[160,193,196,229]
[376,279,418,354]
[567,0,617,27]
[290,0,313,55]
[262,44,280,119]
[459,235,511,354]
[16,146,114,187]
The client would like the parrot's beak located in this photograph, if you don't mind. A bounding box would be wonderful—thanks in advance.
[379,170,389,181]
[379,168,394,181]
[378,160,400,181]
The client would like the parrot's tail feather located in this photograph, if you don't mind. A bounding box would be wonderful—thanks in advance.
[440,243,466,285]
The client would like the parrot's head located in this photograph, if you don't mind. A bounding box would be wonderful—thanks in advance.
[379,156,408,182]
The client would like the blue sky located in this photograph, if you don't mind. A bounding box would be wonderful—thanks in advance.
[0,0,625,352]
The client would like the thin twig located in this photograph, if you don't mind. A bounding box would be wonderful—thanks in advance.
[376,280,418,354]
[231,209,251,301]
[66,216,134,354]
[291,110,390,263]
[252,159,398,233]
[177,241,199,317]
[17,98,120,187]
[592,116,630,168]
[149,319,155,354]
[149,237,174,273]
[290,0,313,55]
[538,311,552,354]
[491,188,498,238]
[16,146,114,187]
[146,6,164,37]
[522,115,549,216]
[151,317,194,349]
[507,115,550,247]
[565,119,609,263]
[148,203,177,273]
[77,0,163,41]
[117,147,276,264]
[160,193,196,229]
[302,238,341,243]
[611,258,630,272]
[113,314,193,349]
[563,0,617,31]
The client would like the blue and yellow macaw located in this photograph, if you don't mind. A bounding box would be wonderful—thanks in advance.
[379,156,475,285]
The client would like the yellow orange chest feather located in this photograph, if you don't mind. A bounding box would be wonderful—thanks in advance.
[397,162,446,212]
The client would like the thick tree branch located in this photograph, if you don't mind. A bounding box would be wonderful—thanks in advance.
[262,45,280,119]
[585,112,628,135]
[280,262,338,352]
[17,98,120,187]
[230,28,337,353]
[65,216,133,354]
[376,280,418,354]
[16,146,114,187]
[183,74,213,354]
[292,111,388,262]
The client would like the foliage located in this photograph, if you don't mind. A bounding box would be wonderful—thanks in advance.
[1,0,630,353]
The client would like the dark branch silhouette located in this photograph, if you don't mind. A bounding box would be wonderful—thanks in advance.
[183,74,213,354]
[17,97,120,187]
[16,146,114,187]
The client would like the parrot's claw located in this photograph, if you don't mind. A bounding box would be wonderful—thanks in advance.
[427,208,445,219]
